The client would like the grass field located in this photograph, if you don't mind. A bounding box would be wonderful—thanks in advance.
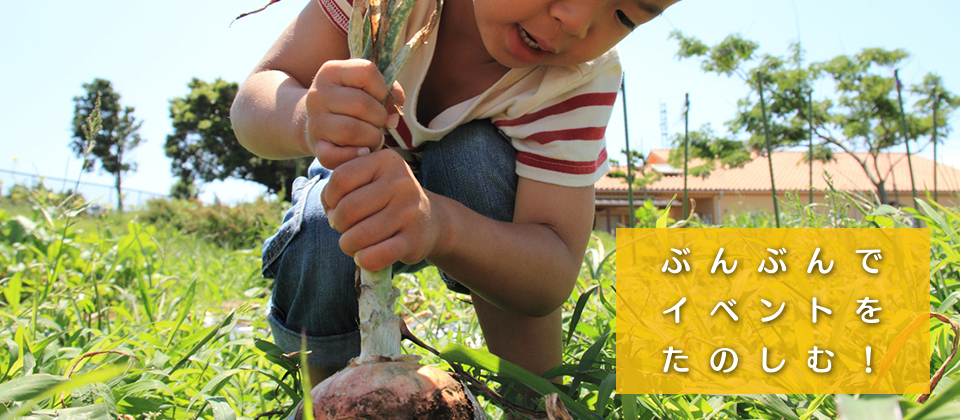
[2,182,960,419]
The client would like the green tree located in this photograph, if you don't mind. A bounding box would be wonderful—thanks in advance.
[673,34,835,158]
[671,32,956,205]
[166,78,306,201]
[608,149,662,198]
[70,78,143,212]
[665,124,752,180]
[672,33,831,218]
[170,176,199,200]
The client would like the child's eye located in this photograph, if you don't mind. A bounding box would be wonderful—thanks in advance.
[616,10,637,29]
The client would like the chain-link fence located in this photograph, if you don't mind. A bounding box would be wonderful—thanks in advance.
[0,168,166,210]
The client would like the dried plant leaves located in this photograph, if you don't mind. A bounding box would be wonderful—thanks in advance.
[232,0,283,25]
[348,0,443,89]
[237,0,441,91]
[545,393,574,420]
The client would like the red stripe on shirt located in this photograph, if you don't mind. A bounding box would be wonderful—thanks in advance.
[396,117,414,149]
[318,0,351,36]
[384,133,400,149]
[516,148,608,175]
[394,118,425,152]
[494,92,617,128]
[524,126,607,145]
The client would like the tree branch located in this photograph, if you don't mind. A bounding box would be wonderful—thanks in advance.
[824,137,882,189]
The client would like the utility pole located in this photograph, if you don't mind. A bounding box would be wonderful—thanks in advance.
[660,102,669,149]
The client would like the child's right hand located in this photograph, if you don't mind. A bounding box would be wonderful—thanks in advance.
[306,59,405,170]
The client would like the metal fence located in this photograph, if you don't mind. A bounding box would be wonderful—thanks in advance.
[0,168,167,209]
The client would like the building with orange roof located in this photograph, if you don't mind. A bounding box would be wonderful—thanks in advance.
[594,149,960,233]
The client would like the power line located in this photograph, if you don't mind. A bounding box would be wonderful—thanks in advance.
[660,102,669,149]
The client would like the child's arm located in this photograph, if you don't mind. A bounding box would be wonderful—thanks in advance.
[431,177,595,317]
[231,0,402,168]
[324,149,593,318]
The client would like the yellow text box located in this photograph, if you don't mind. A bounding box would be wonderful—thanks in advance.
[616,228,929,394]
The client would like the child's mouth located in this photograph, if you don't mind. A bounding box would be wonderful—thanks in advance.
[509,25,549,64]
[519,26,542,51]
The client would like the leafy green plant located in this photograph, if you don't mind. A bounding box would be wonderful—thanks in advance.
[632,199,674,228]
[4,161,960,418]
[0,196,952,419]
[139,197,287,250]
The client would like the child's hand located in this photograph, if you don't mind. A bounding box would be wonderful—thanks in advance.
[306,59,405,169]
[321,148,443,271]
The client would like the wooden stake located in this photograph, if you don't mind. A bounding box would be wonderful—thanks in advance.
[757,72,780,228]
[894,69,918,214]
[621,76,635,228]
[682,93,689,222]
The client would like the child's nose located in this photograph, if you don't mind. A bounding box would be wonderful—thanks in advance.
[549,1,595,39]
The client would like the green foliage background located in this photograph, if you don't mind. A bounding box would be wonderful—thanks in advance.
[2,181,960,419]
[70,78,144,213]
[165,78,310,202]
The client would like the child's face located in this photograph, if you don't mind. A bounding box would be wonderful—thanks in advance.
[473,0,679,68]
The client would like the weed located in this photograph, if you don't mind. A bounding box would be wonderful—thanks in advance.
[2,179,960,418]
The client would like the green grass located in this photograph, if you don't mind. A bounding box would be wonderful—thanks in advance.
[0,192,284,419]
[2,182,960,419]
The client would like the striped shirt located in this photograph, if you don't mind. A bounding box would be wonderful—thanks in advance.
[319,0,621,187]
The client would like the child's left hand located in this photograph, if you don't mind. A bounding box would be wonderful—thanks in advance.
[321,148,444,271]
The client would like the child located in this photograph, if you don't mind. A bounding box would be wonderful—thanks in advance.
[231,0,678,388]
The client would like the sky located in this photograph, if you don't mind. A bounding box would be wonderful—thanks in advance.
[2,0,959,205]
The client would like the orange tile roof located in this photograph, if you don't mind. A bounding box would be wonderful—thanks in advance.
[596,149,960,193]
